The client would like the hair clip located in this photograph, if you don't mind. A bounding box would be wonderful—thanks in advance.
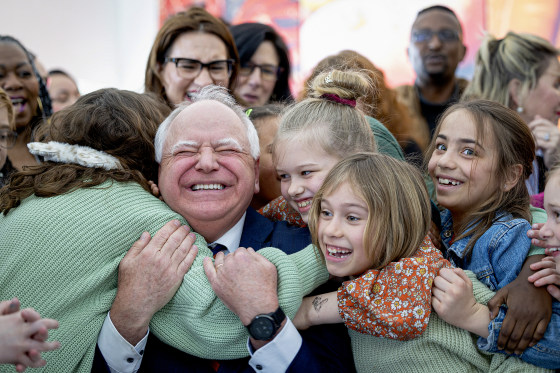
[325,72,333,84]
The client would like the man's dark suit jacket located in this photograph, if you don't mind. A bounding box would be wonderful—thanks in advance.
[93,208,355,373]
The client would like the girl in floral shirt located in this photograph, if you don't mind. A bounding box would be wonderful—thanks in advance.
[293,152,451,340]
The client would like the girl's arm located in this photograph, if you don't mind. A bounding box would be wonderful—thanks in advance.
[432,268,490,338]
[293,291,341,330]
[338,239,451,340]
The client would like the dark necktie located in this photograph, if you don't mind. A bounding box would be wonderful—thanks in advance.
[209,243,227,257]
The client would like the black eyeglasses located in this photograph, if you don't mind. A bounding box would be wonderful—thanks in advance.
[164,57,234,80]
[0,129,17,149]
[239,62,282,82]
[411,29,460,43]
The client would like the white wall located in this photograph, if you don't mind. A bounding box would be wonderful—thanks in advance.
[1,0,160,94]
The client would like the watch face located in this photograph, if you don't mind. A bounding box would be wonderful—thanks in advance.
[248,316,275,340]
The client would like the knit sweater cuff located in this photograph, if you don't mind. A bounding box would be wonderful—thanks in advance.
[466,270,495,305]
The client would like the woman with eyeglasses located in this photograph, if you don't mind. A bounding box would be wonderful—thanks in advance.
[230,22,292,108]
[145,7,239,107]
[0,36,52,173]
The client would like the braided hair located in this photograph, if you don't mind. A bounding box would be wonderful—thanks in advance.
[0,35,52,130]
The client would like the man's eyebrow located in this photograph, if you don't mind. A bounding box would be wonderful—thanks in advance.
[171,140,199,154]
[214,137,243,151]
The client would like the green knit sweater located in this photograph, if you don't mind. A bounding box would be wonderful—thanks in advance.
[0,181,328,372]
[350,271,552,373]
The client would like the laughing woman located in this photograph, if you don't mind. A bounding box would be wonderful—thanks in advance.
[0,35,52,172]
[145,7,239,108]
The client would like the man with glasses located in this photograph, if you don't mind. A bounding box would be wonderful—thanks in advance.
[396,5,467,146]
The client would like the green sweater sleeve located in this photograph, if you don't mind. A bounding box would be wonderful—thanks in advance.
[528,206,546,256]
[150,243,328,359]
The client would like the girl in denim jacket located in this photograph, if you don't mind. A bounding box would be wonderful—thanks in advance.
[427,99,559,370]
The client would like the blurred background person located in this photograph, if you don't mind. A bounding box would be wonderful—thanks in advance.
[0,35,52,172]
[230,22,292,108]
[47,69,80,112]
[463,31,560,196]
[0,88,16,187]
[145,7,239,108]
[248,104,283,210]
[396,5,467,149]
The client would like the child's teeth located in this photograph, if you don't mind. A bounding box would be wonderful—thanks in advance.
[297,200,311,208]
[439,178,460,186]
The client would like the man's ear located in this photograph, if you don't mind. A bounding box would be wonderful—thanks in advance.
[504,164,523,192]
[253,158,260,194]
[508,79,524,108]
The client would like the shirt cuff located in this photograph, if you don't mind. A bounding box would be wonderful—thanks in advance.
[248,318,302,372]
[97,311,148,373]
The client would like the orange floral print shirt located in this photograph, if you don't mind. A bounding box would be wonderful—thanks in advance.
[259,196,306,227]
[338,237,452,340]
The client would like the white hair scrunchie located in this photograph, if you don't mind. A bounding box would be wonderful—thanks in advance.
[27,141,122,171]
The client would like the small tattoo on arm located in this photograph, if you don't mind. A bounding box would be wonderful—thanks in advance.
[312,296,328,312]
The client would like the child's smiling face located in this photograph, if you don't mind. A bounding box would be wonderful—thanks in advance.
[275,139,340,223]
[541,174,560,257]
[317,182,374,277]
[428,109,501,224]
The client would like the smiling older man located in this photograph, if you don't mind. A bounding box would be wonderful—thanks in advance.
[95,86,354,373]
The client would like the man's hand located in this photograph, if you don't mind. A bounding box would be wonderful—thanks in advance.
[204,248,281,349]
[110,220,198,344]
[487,255,551,354]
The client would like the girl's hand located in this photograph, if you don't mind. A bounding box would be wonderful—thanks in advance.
[432,268,490,337]
[527,223,547,247]
[528,115,560,168]
[0,309,60,371]
[529,255,560,301]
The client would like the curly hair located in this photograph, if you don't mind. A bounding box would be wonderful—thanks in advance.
[1,89,171,215]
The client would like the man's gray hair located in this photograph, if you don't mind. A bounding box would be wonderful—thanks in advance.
[154,85,260,163]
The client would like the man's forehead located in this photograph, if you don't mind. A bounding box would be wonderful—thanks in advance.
[412,10,461,32]
[170,100,244,131]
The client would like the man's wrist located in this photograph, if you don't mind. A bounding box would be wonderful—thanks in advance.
[239,299,279,326]
[110,298,152,345]
[249,318,287,350]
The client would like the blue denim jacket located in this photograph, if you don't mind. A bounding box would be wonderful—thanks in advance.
[440,209,560,369]
[440,209,531,291]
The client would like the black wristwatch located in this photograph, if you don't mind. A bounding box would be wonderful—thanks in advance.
[246,307,286,340]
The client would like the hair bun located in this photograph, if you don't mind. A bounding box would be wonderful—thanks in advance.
[310,69,372,103]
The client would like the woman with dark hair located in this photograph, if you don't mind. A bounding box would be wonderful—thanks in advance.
[230,22,292,107]
[0,35,52,171]
[145,7,240,107]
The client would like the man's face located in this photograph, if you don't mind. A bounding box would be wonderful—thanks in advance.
[158,100,259,242]
[407,9,466,84]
